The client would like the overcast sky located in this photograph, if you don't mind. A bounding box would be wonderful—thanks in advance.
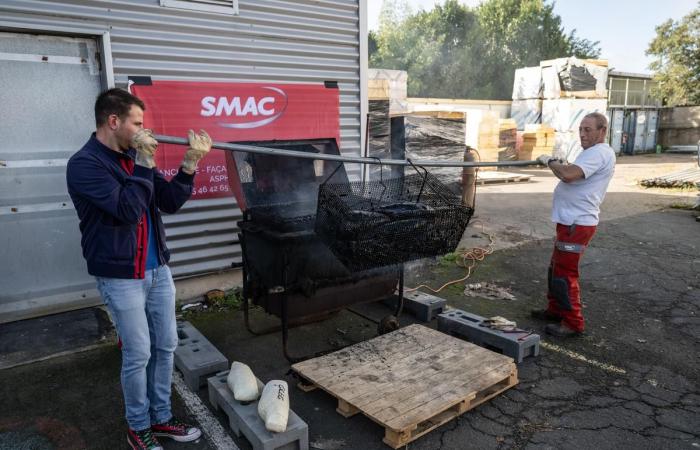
[367,0,698,74]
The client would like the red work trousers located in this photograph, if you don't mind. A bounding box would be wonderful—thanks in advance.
[546,223,597,332]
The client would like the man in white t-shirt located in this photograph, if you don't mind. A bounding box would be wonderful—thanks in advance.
[532,112,616,337]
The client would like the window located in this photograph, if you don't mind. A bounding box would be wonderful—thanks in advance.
[608,78,627,106]
[160,0,238,15]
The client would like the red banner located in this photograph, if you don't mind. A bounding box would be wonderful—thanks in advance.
[130,81,340,199]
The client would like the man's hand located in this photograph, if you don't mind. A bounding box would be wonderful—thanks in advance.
[182,129,212,174]
[537,154,556,167]
[132,128,158,169]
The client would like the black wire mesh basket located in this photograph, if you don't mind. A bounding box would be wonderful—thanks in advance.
[315,162,474,271]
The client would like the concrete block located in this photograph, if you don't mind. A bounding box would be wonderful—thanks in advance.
[174,321,229,391]
[437,309,540,363]
[383,291,447,322]
[208,371,309,450]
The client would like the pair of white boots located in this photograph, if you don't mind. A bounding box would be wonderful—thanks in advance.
[226,362,289,433]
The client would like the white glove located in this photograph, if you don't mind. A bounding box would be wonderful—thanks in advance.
[227,362,260,402]
[537,154,556,166]
[182,129,212,173]
[131,129,158,169]
[258,380,289,433]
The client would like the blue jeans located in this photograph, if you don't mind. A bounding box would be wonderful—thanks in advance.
[96,265,177,431]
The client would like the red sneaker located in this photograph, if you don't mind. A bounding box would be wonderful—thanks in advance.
[151,417,202,442]
[127,428,163,450]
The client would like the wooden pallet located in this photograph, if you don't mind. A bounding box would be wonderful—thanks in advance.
[476,171,531,185]
[291,324,517,449]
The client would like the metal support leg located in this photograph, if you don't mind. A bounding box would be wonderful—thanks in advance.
[394,265,405,317]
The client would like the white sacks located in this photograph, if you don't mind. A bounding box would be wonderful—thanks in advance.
[227,362,260,402]
[258,380,289,433]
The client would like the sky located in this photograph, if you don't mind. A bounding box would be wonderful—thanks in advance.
[367,0,698,74]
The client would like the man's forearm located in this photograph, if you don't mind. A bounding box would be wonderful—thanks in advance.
[548,161,585,183]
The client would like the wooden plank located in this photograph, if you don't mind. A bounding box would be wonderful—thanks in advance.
[352,341,502,410]
[368,358,512,423]
[291,325,438,382]
[346,349,473,409]
[292,325,518,449]
[385,363,515,430]
[323,342,464,401]
[476,171,532,185]
[381,367,517,448]
[315,329,476,402]
[368,79,390,100]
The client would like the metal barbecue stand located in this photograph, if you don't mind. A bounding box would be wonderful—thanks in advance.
[156,134,540,362]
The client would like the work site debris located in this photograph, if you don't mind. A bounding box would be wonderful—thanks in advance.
[640,167,700,189]
[464,282,516,301]
[180,302,204,312]
[483,316,517,330]
[541,57,608,99]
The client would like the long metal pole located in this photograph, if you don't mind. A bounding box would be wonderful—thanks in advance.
[154,134,541,168]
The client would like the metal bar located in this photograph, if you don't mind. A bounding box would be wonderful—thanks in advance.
[154,134,541,168]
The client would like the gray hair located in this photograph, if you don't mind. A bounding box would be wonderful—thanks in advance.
[584,112,608,130]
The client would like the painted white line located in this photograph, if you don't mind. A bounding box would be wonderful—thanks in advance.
[172,371,240,450]
[540,342,627,375]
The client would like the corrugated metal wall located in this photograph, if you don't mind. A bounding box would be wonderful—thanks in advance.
[0,0,362,321]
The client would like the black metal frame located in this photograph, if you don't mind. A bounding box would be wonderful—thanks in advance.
[240,233,405,363]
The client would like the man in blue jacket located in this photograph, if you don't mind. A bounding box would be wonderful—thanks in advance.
[67,88,211,450]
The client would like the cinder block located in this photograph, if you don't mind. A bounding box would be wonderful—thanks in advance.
[383,291,447,322]
[208,371,309,450]
[437,309,540,363]
[174,321,229,391]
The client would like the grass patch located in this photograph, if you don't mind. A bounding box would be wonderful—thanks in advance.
[208,287,243,310]
[438,251,460,268]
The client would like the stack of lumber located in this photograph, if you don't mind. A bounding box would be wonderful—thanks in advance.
[519,124,555,161]
[477,116,519,167]
[477,114,499,169]
[498,119,518,161]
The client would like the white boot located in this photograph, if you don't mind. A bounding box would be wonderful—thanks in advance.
[227,362,260,402]
[258,380,289,432]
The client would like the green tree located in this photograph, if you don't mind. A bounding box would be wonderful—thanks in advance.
[369,0,600,100]
[370,1,490,97]
[475,0,600,98]
[646,7,700,106]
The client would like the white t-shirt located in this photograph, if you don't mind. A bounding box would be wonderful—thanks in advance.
[551,143,616,226]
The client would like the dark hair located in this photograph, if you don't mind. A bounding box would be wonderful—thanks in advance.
[94,88,146,127]
[584,112,608,130]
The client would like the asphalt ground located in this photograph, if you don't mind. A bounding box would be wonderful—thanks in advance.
[1,153,698,450]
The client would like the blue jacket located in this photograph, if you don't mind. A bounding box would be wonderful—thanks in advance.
[67,134,194,279]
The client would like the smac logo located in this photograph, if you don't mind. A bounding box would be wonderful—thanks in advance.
[200,86,288,129]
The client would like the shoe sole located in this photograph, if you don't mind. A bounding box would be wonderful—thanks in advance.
[127,437,163,450]
[153,429,202,443]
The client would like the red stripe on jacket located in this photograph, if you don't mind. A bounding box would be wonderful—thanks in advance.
[119,158,148,279]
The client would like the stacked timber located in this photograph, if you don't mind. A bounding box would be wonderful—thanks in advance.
[476,114,500,170]
[498,119,518,162]
[519,124,555,161]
